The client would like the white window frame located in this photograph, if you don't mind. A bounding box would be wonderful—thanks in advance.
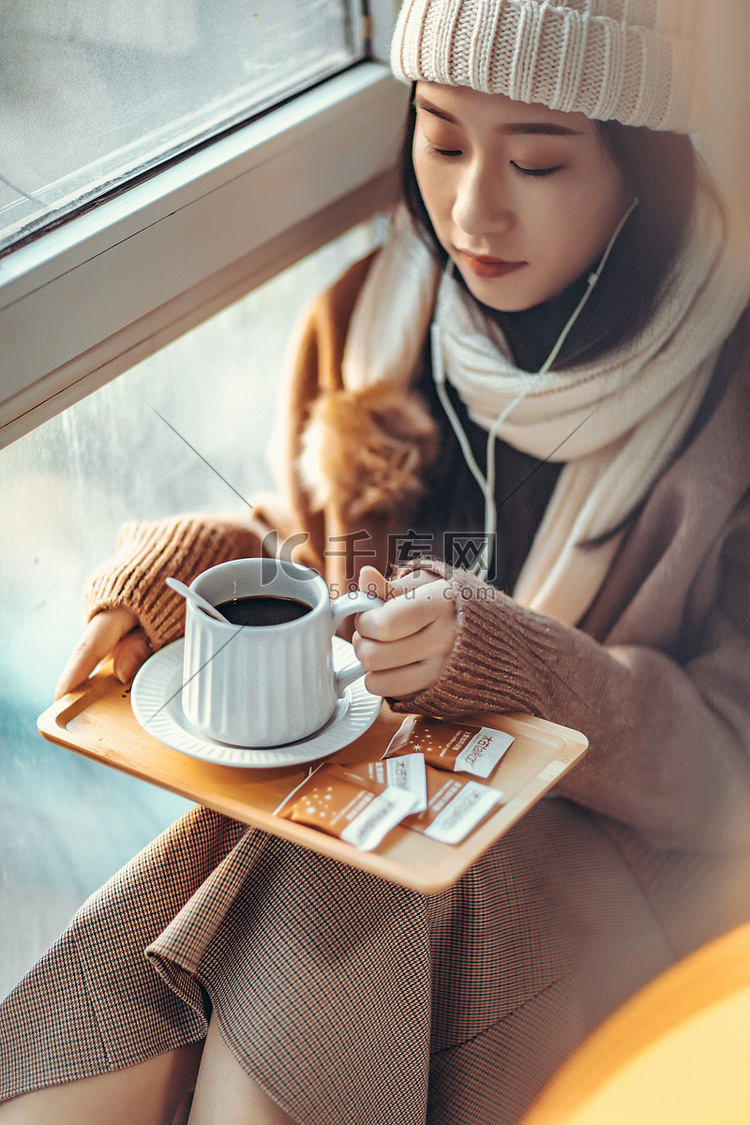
[0,0,406,450]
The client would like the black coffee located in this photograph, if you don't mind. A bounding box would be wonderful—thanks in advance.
[215,595,312,627]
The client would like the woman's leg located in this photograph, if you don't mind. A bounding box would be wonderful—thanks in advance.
[188,1015,296,1125]
[0,1041,204,1125]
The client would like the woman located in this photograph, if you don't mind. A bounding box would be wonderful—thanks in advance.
[2,1,750,1122]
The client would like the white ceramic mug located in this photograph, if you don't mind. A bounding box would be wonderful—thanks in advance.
[181,558,383,747]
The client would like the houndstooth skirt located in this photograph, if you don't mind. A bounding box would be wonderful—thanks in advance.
[0,798,677,1124]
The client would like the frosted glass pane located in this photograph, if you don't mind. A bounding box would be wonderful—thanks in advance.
[0,219,383,998]
[0,0,364,252]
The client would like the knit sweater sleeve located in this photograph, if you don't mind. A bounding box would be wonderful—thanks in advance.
[389,555,750,855]
[82,512,270,650]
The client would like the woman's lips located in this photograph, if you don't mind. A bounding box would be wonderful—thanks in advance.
[456,250,526,279]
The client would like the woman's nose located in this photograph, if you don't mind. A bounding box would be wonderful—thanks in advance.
[452,161,512,237]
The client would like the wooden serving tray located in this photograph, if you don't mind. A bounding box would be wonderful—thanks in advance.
[38,662,587,895]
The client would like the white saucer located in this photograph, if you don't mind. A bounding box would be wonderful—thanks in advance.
[131,637,381,768]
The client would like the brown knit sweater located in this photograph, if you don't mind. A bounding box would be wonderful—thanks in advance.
[84,254,750,863]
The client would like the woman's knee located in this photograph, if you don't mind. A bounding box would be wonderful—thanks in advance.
[188,1015,295,1125]
[0,1040,204,1125]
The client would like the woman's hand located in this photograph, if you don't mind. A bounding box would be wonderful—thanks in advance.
[352,565,456,699]
[55,608,151,700]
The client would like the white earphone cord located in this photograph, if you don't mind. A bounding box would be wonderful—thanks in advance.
[432,198,639,582]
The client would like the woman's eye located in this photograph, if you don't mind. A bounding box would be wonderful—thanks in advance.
[511,161,565,178]
[427,144,463,158]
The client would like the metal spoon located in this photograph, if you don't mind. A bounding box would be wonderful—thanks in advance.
[165,576,230,624]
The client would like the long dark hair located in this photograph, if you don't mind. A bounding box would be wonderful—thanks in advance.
[400,93,701,369]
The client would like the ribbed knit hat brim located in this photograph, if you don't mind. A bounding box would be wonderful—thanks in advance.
[391,0,706,133]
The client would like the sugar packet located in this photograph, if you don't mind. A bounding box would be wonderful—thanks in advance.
[276,763,416,852]
[342,754,428,814]
[385,715,514,780]
[402,764,505,845]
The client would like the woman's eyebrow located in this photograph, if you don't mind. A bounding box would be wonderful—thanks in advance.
[414,96,582,136]
[503,122,583,136]
[414,96,459,123]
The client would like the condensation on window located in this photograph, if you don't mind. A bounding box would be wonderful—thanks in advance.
[0,218,384,998]
[0,0,365,252]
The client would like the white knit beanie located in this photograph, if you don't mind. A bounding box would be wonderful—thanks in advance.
[391,0,706,133]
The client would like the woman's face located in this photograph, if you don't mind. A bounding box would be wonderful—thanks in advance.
[412,82,632,312]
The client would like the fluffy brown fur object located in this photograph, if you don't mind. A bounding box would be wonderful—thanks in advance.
[298,380,439,522]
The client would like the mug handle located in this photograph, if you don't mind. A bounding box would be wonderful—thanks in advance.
[330,591,385,695]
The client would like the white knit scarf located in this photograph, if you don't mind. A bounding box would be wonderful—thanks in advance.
[342,190,750,625]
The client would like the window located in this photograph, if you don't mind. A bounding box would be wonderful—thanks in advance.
[1,0,366,253]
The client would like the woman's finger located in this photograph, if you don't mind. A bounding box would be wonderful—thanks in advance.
[389,568,444,595]
[112,627,154,686]
[54,608,140,700]
[364,654,450,700]
[353,614,454,673]
[356,579,453,642]
[359,565,442,601]
[358,565,393,602]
